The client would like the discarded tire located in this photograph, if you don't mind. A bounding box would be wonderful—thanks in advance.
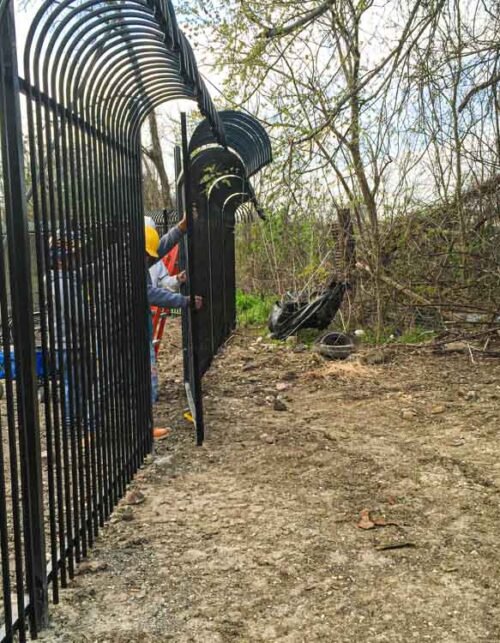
[314,331,354,360]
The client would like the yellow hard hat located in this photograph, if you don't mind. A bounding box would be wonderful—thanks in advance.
[145,225,160,258]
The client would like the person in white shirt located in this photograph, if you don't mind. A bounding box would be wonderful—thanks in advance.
[144,216,186,292]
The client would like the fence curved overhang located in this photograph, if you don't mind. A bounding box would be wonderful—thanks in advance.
[23,0,226,145]
[189,145,263,224]
[189,110,272,177]
[188,112,271,224]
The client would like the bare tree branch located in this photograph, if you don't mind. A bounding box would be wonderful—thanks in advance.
[260,0,335,39]
[459,69,500,112]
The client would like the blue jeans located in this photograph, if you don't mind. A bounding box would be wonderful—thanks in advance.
[59,348,96,432]
[150,341,158,404]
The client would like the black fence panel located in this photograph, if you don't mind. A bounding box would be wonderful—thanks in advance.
[181,112,272,441]
[188,148,248,376]
[0,3,48,639]
[179,115,204,446]
[189,110,272,178]
[0,0,227,639]
[1,0,271,636]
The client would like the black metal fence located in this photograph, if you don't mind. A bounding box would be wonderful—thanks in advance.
[0,0,271,639]
[145,209,179,237]
[0,0,227,640]
[181,111,272,441]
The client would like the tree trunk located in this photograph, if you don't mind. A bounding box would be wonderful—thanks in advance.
[146,111,172,209]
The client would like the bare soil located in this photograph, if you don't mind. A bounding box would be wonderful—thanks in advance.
[39,321,500,642]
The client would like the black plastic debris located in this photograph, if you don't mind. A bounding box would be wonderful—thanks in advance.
[268,281,349,340]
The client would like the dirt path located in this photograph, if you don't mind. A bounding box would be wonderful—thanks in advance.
[40,323,500,642]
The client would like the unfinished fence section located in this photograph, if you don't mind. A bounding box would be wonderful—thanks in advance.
[181,111,272,442]
[0,0,226,639]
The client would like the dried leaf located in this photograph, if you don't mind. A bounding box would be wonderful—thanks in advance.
[357,509,375,530]
[357,509,399,530]
[371,515,399,527]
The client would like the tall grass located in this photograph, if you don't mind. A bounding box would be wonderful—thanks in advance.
[236,290,275,327]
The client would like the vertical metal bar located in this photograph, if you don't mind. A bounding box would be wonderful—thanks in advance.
[24,54,66,601]
[0,184,14,642]
[0,2,48,633]
[181,113,205,446]
[176,145,190,389]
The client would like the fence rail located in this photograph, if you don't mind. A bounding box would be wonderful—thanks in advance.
[0,1,271,640]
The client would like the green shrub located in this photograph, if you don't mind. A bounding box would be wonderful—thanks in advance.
[359,326,436,345]
[236,290,275,327]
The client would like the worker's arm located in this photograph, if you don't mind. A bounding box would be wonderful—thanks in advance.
[157,216,187,259]
[147,283,188,309]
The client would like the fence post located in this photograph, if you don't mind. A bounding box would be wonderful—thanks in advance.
[0,2,48,633]
[180,114,205,446]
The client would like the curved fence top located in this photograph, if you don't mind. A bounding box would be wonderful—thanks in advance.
[189,110,272,177]
[190,143,265,219]
[23,0,226,143]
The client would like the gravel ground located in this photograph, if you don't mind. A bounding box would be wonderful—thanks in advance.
[38,322,500,642]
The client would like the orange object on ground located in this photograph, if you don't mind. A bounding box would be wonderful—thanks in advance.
[153,427,171,440]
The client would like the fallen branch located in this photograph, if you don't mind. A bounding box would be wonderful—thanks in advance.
[356,262,462,322]
[431,326,500,348]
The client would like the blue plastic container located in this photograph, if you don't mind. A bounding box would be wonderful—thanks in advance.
[0,348,45,379]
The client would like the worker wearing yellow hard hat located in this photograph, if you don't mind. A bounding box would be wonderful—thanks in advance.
[145,213,203,440]
[145,225,161,258]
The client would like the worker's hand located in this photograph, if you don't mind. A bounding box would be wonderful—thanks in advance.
[178,214,188,233]
[176,270,187,284]
[193,295,203,311]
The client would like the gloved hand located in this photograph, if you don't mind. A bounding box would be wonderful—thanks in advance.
[183,295,203,311]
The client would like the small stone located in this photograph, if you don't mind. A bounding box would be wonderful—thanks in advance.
[362,350,390,365]
[125,490,145,506]
[77,560,108,575]
[273,398,288,412]
[293,344,307,353]
[276,382,291,392]
[444,341,468,352]
[120,507,134,522]
[153,455,173,468]
[260,433,275,444]
[430,405,446,415]
[465,390,478,401]
[401,409,417,420]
